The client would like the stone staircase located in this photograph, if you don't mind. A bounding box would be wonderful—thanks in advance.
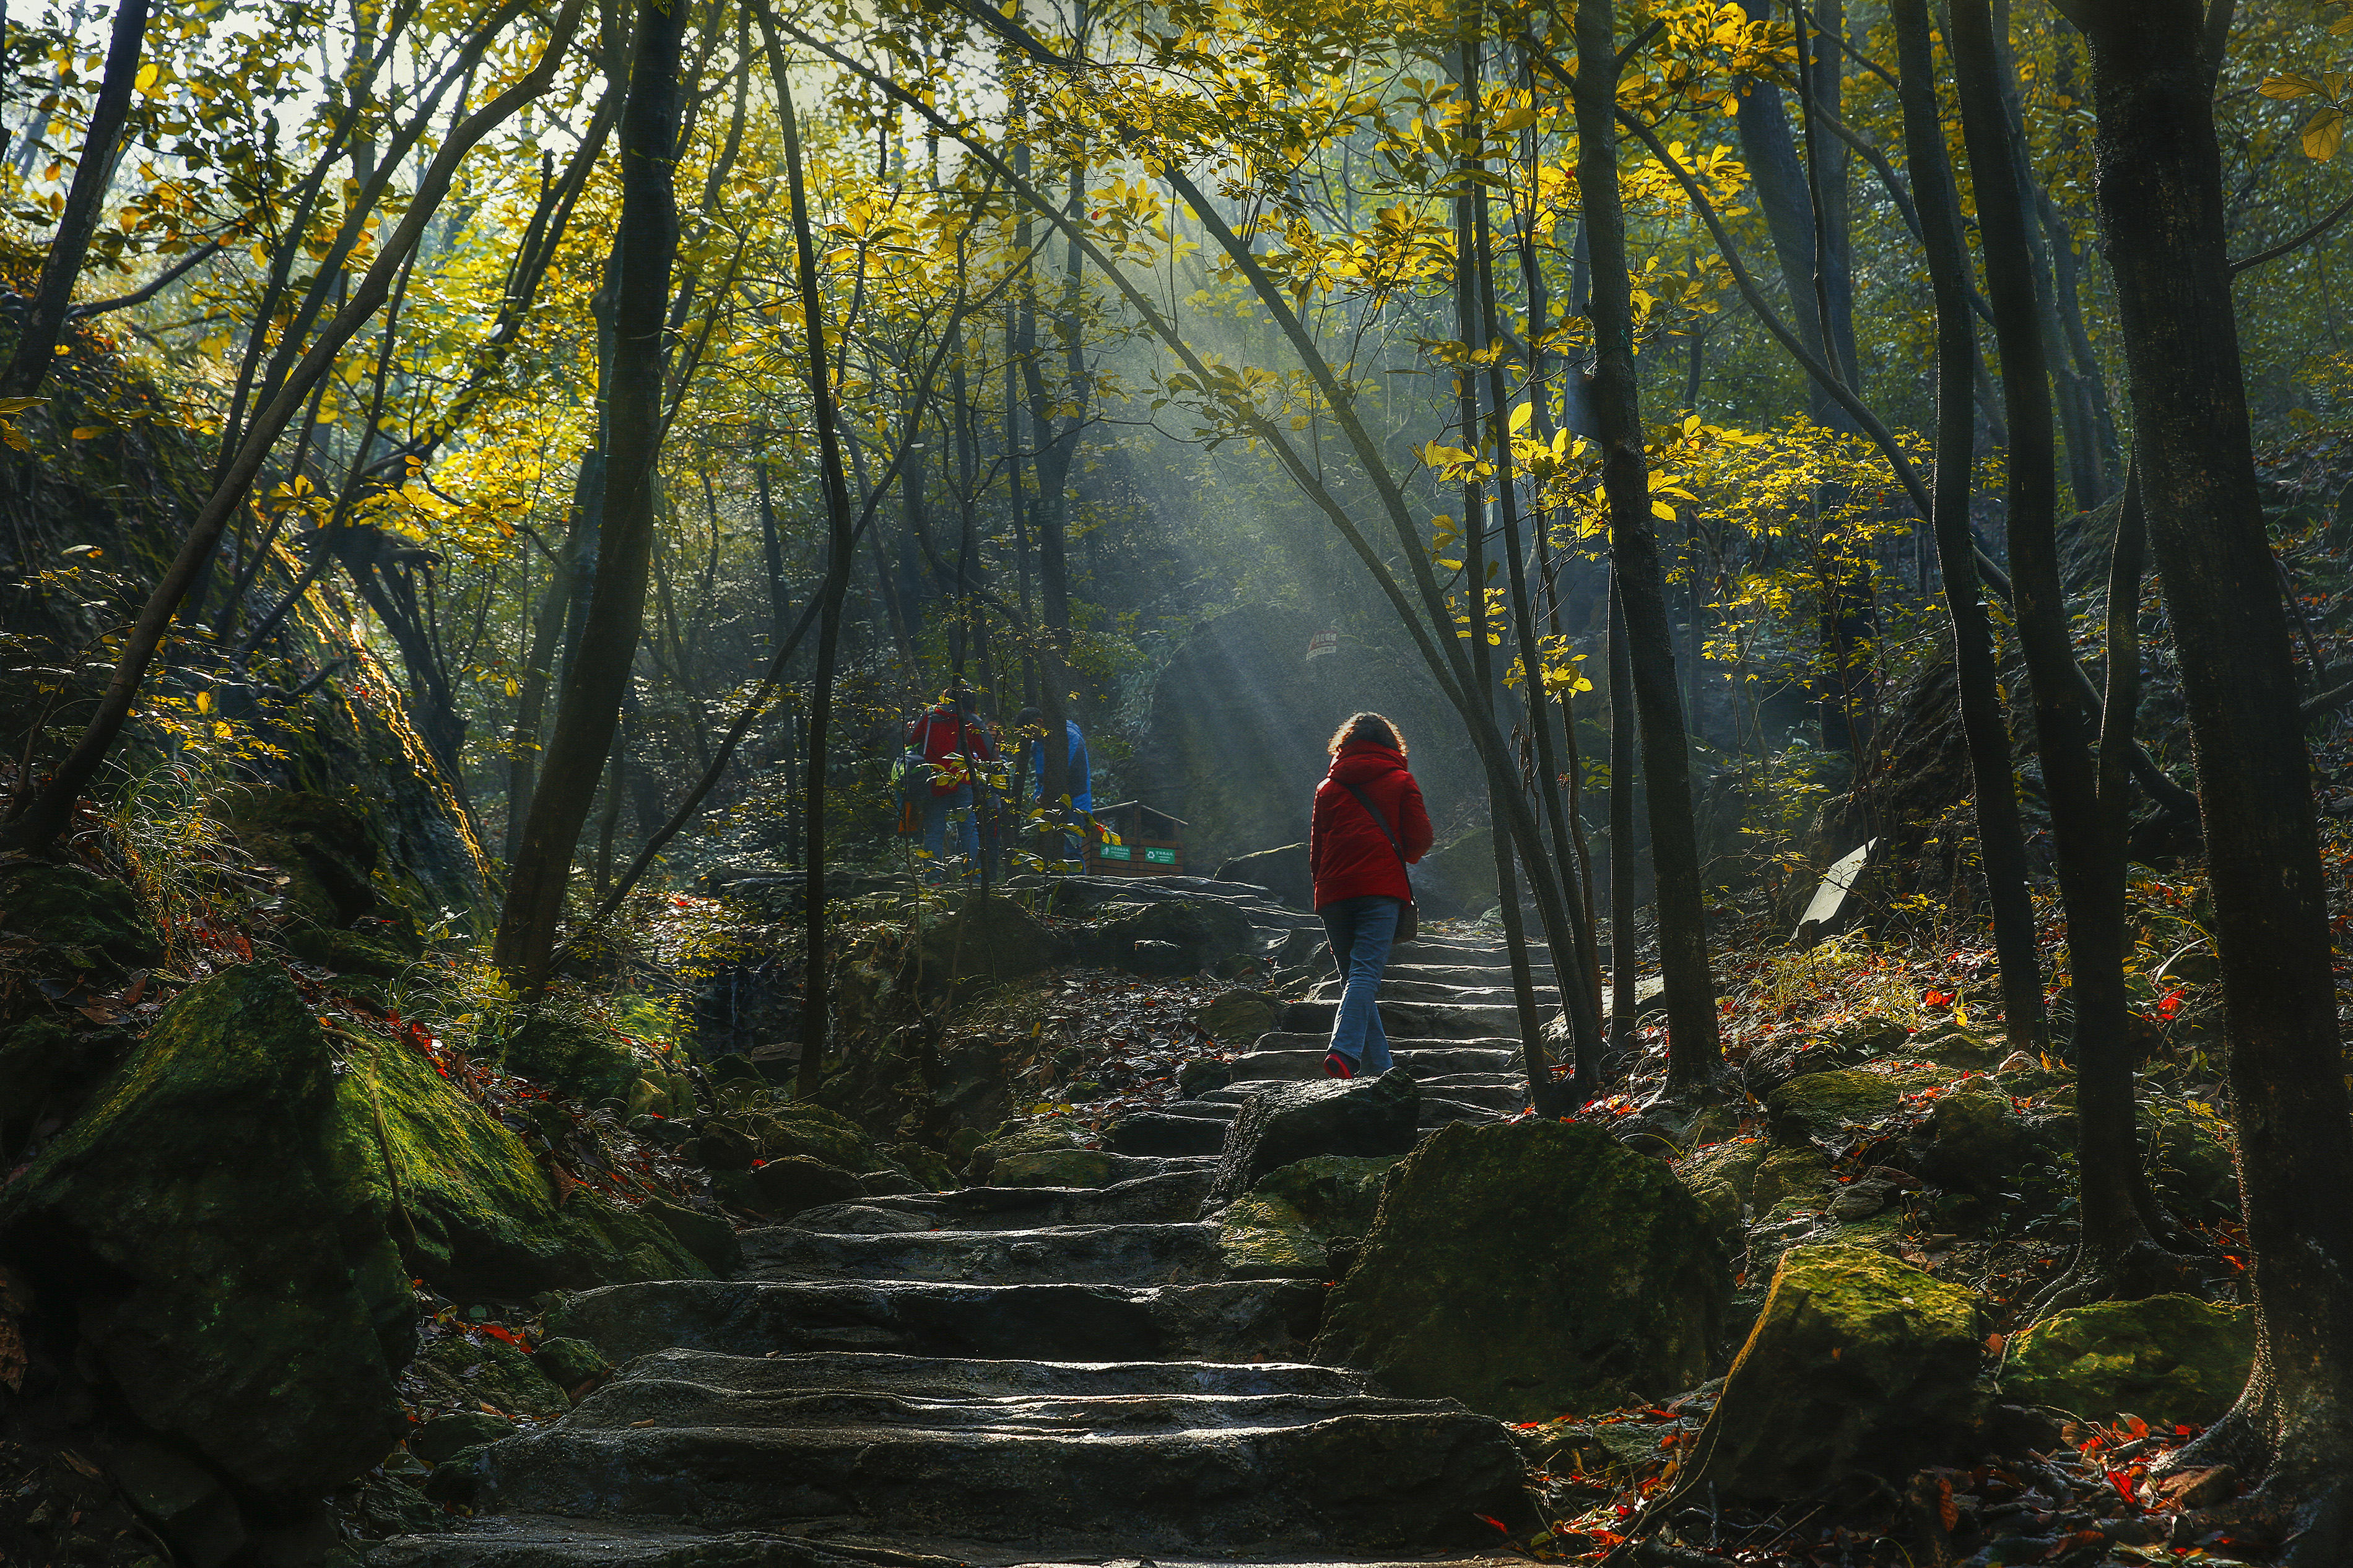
[373,895,1548,1568]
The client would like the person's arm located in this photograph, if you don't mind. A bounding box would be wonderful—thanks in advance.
[1399,773,1435,862]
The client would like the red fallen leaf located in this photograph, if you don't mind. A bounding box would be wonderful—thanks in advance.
[1923,988,1957,1008]
[2156,988,2186,1019]
[474,1323,532,1351]
[1474,1515,1510,1534]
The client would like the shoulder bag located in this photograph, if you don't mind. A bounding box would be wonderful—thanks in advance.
[1337,781,1419,945]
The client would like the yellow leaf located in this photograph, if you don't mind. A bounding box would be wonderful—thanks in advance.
[1650,498,1677,521]
[2262,72,2325,100]
[2305,108,2346,162]
[70,425,102,439]
[1509,401,1534,434]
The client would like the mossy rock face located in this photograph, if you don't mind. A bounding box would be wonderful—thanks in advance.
[1213,842,1310,909]
[501,1014,656,1110]
[0,965,411,1501]
[1217,1154,1403,1278]
[207,787,396,930]
[1918,1087,2048,1197]
[1676,1138,1770,1242]
[1766,1066,1941,1145]
[1313,1120,1729,1422]
[1411,828,1497,919]
[967,1118,1089,1182]
[0,862,162,970]
[1190,990,1282,1045]
[1747,1015,1913,1089]
[990,1148,1119,1187]
[1692,1244,1985,1501]
[411,1330,567,1421]
[338,1008,706,1299]
[285,921,415,979]
[1078,898,1258,976]
[1750,1145,1831,1211]
[913,894,1066,982]
[2141,1102,2238,1221]
[1907,1021,2006,1071]
[2003,1294,2255,1428]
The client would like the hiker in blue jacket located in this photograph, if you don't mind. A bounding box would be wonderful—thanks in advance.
[1015,707,1090,862]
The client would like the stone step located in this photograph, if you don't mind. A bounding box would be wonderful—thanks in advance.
[1279,998,1531,1037]
[741,1222,1225,1286]
[549,1277,1326,1366]
[1305,979,1558,1008]
[987,1150,1217,1187]
[1245,1031,1529,1055]
[1420,1098,1503,1128]
[473,1350,1526,1553]
[1225,1046,1523,1081]
[1385,961,1557,984]
[790,1171,1214,1233]
[1409,1077,1528,1112]
[1103,1112,1231,1156]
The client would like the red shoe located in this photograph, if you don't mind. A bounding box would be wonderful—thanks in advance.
[1323,1051,1357,1080]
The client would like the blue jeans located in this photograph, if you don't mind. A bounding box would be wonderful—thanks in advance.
[922,784,980,867]
[1320,896,1399,1073]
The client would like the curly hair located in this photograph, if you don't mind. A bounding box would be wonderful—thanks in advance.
[1326,711,1406,756]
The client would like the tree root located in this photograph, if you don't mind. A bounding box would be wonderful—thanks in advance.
[2026,1234,2205,1319]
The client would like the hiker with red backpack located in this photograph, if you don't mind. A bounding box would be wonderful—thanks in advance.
[1308,712,1432,1078]
[903,685,999,879]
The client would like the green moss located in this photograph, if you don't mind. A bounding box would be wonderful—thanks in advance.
[1217,1192,1328,1277]
[1313,1120,1729,1421]
[0,862,162,969]
[411,1330,567,1421]
[0,965,409,1501]
[968,1118,1088,1180]
[1694,1244,1985,1501]
[2141,1102,2238,1221]
[1766,1065,1943,1144]
[331,999,705,1299]
[990,1148,1118,1187]
[1676,1138,1769,1240]
[1751,1145,1830,1210]
[2003,1294,2254,1427]
[1252,1154,1401,1236]
[500,1013,655,1109]
[1907,1021,2007,1070]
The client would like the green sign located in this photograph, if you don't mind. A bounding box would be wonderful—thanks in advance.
[1144,846,1177,864]
[1098,843,1132,860]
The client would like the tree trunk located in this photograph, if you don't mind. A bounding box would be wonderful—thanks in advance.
[1890,0,2045,1052]
[1952,0,2181,1306]
[491,0,684,987]
[1573,0,1720,1091]
[753,0,861,1099]
[1607,573,1640,1062]
[1,0,148,396]
[2072,1,2353,1543]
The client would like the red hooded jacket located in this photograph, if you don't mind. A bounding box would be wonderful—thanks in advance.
[1309,742,1433,909]
[907,703,996,797]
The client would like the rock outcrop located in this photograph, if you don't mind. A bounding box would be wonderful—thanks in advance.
[1199,1073,1420,1213]
[2003,1294,2255,1427]
[1684,1243,1985,1500]
[1314,1119,1729,1421]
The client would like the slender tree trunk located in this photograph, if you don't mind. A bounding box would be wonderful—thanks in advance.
[2072,3,2353,1540]
[1,0,147,397]
[1952,0,2180,1304]
[1607,574,1640,1061]
[1891,0,2045,1052]
[1573,0,1721,1091]
[492,0,684,987]
[753,1,861,1100]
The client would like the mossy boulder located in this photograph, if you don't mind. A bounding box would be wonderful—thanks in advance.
[1676,1138,1770,1242]
[1190,989,1282,1045]
[206,786,399,932]
[342,1005,707,1297]
[1907,1021,2006,1071]
[912,893,1065,982]
[1314,1120,1729,1421]
[1746,1015,1912,1089]
[1217,1154,1403,1278]
[1918,1086,2048,1196]
[285,921,415,979]
[1410,828,1497,919]
[990,1148,1120,1187]
[0,862,162,970]
[1750,1145,1831,1211]
[1690,1244,1985,1501]
[1201,1073,1419,1212]
[500,1013,657,1109]
[2003,1294,2255,1428]
[746,1156,868,1216]
[1078,898,1258,976]
[1213,842,1311,908]
[967,1117,1090,1182]
[0,965,411,1501]
[1765,1065,1940,1145]
[411,1328,570,1421]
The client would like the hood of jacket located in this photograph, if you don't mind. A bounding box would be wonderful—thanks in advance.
[1326,742,1407,784]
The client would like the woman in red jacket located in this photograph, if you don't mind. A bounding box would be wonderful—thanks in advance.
[1309,713,1433,1077]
